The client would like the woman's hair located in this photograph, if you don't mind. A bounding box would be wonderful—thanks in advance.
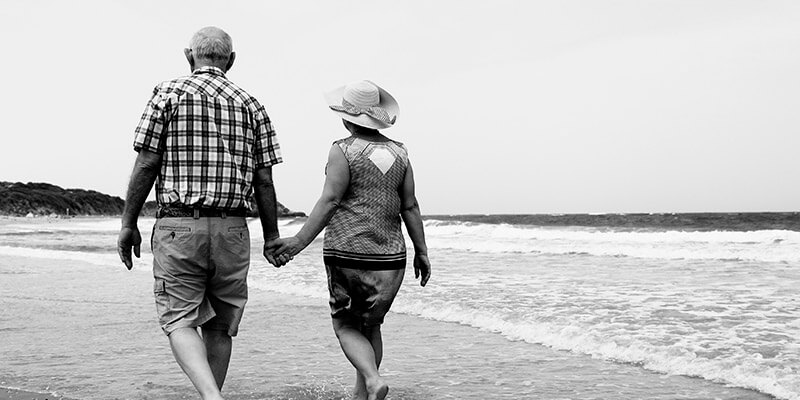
[343,120,378,134]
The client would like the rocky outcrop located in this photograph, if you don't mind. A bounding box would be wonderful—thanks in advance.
[0,181,304,218]
[0,182,125,216]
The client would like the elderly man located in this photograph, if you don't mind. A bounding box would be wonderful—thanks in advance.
[118,27,282,400]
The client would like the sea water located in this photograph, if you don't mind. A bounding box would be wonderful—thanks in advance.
[0,214,797,399]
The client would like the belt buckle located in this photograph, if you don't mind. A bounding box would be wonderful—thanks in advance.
[193,208,200,219]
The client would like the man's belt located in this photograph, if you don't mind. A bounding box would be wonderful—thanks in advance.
[156,205,249,219]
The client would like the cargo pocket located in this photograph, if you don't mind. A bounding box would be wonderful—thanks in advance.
[153,279,170,316]
[150,223,157,250]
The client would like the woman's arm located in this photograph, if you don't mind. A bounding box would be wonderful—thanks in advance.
[269,144,350,260]
[400,162,431,287]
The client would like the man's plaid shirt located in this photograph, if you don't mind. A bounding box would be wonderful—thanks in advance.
[133,66,282,210]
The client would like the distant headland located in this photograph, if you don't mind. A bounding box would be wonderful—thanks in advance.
[0,181,306,218]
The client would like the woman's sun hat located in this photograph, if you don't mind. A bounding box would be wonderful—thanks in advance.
[324,80,399,130]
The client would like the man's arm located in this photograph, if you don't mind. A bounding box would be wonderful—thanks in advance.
[252,166,281,263]
[118,149,162,270]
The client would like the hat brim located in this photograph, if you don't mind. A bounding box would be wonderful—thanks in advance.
[324,81,399,130]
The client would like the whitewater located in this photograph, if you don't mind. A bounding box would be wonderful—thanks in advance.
[0,216,797,399]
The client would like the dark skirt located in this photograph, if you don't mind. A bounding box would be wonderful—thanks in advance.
[325,263,405,326]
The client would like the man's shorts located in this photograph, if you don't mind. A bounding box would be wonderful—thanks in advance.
[151,216,250,337]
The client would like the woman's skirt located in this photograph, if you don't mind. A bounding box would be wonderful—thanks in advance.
[324,264,406,326]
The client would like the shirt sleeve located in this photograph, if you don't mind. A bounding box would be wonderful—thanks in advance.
[251,103,283,167]
[132,86,175,153]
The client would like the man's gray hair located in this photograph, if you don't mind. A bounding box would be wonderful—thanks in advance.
[189,26,233,61]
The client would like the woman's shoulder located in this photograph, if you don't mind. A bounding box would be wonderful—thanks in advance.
[387,140,408,157]
[332,136,355,146]
[332,136,408,157]
[331,136,365,160]
[332,136,403,148]
[331,136,357,153]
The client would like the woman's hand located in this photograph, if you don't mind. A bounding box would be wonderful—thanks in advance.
[264,236,307,268]
[414,253,431,287]
[263,237,294,268]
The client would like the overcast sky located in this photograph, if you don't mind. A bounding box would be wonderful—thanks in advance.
[1,1,798,214]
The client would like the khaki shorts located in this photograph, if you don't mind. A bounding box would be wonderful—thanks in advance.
[151,217,250,336]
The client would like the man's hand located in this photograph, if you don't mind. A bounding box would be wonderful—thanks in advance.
[414,253,431,287]
[263,238,293,268]
[118,226,142,270]
[264,236,308,268]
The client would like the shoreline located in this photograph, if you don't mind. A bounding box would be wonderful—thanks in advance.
[0,387,72,400]
[0,250,779,400]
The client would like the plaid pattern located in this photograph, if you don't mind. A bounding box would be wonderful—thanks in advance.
[133,66,281,210]
[323,137,408,265]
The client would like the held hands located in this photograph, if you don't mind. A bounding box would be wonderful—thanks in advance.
[118,226,142,270]
[414,253,431,287]
[263,236,305,268]
[262,236,431,288]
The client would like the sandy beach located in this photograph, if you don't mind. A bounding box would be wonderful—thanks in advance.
[0,216,791,399]
[0,258,775,399]
[0,387,74,400]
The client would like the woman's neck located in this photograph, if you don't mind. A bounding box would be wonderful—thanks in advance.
[352,131,390,142]
[344,121,390,141]
[348,125,377,135]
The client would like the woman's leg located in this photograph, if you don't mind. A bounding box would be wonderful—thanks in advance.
[332,317,389,400]
[354,372,367,400]
[354,324,384,399]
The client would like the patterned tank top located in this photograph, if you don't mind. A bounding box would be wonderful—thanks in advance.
[323,136,409,270]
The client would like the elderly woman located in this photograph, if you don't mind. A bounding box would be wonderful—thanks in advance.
[268,80,431,400]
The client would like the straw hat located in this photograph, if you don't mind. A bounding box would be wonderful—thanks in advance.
[324,80,399,130]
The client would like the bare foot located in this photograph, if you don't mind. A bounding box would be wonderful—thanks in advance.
[366,378,389,400]
[353,372,367,400]
[352,387,367,400]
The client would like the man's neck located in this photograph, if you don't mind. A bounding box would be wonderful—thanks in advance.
[192,60,227,73]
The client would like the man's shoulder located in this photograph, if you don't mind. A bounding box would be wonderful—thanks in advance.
[221,80,260,104]
[151,74,195,94]
[149,74,267,114]
[218,79,268,114]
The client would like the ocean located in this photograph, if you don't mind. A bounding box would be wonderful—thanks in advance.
[0,213,797,400]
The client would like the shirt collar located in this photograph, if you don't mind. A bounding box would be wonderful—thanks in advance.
[192,66,226,77]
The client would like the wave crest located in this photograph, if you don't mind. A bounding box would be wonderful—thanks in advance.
[421,220,800,263]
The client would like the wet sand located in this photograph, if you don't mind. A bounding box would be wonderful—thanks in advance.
[0,249,776,399]
[0,387,72,400]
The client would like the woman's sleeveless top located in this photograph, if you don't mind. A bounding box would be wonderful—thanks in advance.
[323,136,409,270]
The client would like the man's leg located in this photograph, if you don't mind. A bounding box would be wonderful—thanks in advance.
[333,318,389,400]
[202,328,233,389]
[203,216,249,391]
[169,327,225,400]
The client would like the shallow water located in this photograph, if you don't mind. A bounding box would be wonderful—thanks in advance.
[0,216,796,399]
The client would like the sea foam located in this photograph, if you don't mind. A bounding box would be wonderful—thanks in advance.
[421,220,800,263]
[390,298,800,400]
